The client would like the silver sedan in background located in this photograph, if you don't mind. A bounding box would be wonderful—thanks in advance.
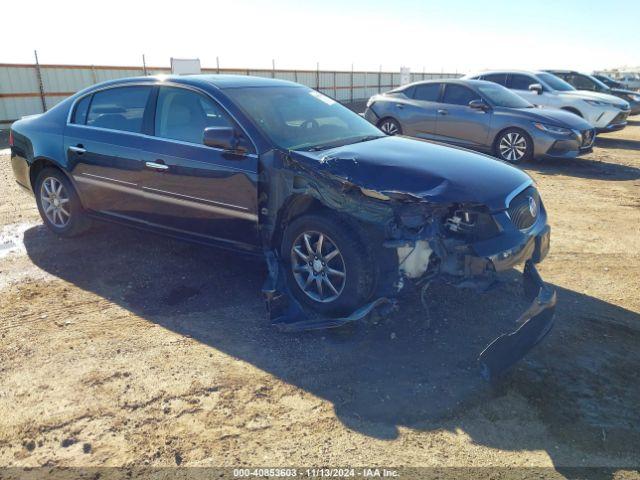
[364,79,596,163]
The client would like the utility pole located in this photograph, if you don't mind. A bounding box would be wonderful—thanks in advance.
[142,54,147,76]
[33,50,47,112]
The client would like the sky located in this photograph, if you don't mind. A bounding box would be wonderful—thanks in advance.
[4,0,639,74]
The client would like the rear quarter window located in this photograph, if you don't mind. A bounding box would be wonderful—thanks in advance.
[71,95,92,124]
[86,86,152,133]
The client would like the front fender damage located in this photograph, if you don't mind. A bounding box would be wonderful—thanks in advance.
[261,152,556,380]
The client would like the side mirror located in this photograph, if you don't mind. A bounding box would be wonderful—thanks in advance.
[529,83,543,95]
[203,127,244,152]
[469,99,489,111]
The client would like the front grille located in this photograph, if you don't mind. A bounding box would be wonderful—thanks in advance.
[581,129,595,148]
[507,186,540,231]
[609,111,629,125]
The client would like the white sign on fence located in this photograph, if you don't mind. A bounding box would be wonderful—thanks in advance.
[400,67,411,85]
[170,58,202,75]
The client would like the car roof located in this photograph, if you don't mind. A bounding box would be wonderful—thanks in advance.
[397,78,493,89]
[465,69,547,77]
[83,74,301,92]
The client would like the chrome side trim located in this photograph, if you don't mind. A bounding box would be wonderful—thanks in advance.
[80,172,137,186]
[74,175,257,221]
[142,186,250,211]
[504,179,533,208]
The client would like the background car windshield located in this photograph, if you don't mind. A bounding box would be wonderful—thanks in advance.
[225,86,383,150]
[537,73,575,92]
[477,83,533,108]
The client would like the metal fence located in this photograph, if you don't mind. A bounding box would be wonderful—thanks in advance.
[0,62,461,127]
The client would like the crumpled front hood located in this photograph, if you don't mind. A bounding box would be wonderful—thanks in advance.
[561,90,630,109]
[291,136,532,211]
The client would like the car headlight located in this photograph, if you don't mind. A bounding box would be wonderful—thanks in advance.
[532,122,572,135]
[584,99,613,107]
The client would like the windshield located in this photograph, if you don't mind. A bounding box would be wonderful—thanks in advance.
[477,83,533,109]
[537,73,575,92]
[224,86,384,150]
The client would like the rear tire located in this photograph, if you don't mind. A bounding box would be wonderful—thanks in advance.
[378,117,402,136]
[494,128,533,164]
[35,167,91,237]
[281,213,374,316]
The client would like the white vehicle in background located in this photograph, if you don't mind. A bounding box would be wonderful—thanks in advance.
[616,73,640,91]
[464,70,631,133]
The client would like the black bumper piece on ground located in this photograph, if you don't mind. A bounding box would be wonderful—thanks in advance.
[478,260,557,381]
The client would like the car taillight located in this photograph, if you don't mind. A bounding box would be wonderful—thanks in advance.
[8,130,14,147]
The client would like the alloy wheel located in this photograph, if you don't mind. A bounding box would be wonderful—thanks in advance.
[290,230,346,303]
[40,177,71,227]
[380,120,399,135]
[499,132,527,162]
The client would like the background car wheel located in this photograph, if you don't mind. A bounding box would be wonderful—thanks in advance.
[494,128,533,163]
[378,117,402,136]
[281,212,374,316]
[35,167,91,237]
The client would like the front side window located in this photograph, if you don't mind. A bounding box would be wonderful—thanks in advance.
[225,86,383,151]
[413,83,441,102]
[536,73,575,92]
[441,84,480,106]
[155,87,233,144]
[482,73,508,86]
[86,86,152,133]
[510,74,537,91]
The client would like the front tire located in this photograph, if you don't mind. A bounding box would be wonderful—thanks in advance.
[281,213,374,316]
[378,117,402,136]
[35,167,91,237]
[494,128,533,163]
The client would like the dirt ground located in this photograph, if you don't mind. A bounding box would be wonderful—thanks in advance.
[0,121,639,474]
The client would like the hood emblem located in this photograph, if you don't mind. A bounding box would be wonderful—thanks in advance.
[528,196,538,217]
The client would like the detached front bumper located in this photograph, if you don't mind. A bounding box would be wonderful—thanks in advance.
[478,260,556,380]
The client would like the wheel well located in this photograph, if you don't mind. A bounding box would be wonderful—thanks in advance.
[29,158,64,192]
[560,106,583,118]
[271,194,326,250]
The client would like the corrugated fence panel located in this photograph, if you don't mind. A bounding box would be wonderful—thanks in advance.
[295,71,317,88]
[0,66,39,94]
[41,67,94,93]
[0,97,43,121]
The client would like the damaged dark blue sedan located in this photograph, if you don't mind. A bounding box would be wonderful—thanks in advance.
[9,75,556,379]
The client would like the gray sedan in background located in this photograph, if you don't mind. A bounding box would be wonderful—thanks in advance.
[364,79,595,163]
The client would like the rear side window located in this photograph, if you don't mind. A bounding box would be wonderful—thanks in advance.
[482,73,508,86]
[441,84,480,106]
[72,95,91,124]
[413,83,441,101]
[510,74,537,90]
[86,86,152,133]
[154,87,233,144]
[567,74,596,90]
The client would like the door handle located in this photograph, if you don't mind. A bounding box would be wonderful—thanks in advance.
[437,109,448,115]
[395,104,404,109]
[68,145,86,154]
[145,161,169,171]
